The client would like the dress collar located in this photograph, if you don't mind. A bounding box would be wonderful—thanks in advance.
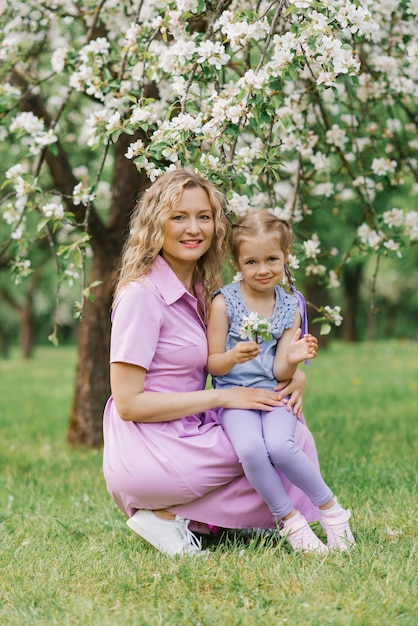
[147,254,193,305]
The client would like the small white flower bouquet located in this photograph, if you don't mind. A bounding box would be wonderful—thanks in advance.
[240,312,272,343]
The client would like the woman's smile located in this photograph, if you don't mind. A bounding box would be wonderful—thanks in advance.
[180,239,203,248]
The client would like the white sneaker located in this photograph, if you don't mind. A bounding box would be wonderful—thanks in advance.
[126,510,205,557]
[280,510,328,554]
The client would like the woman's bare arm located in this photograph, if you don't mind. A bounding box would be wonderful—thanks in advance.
[110,362,287,422]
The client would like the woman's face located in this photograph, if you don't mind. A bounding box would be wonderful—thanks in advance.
[162,186,215,268]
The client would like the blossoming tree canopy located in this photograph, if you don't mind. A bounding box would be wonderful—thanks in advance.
[1,0,418,335]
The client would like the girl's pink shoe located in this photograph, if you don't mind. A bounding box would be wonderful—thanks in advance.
[280,510,328,554]
[320,503,355,551]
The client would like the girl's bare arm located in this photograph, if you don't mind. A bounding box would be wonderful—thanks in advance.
[207,294,260,377]
[273,312,318,381]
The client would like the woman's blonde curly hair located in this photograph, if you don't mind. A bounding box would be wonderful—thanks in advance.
[114,169,228,315]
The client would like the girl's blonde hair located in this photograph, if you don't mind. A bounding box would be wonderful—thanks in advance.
[230,210,309,338]
[115,169,228,312]
[229,210,293,265]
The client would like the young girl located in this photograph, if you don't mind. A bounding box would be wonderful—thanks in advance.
[207,210,355,553]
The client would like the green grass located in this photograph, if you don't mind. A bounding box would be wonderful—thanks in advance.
[0,342,417,626]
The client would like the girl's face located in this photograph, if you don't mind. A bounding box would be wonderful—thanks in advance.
[162,186,215,269]
[236,234,288,295]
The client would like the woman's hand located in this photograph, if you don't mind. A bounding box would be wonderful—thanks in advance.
[274,368,306,418]
[220,386,286,412]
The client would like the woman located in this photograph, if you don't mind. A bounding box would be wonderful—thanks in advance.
[103,169,321,557]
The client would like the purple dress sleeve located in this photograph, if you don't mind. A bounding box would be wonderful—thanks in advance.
[110,280,162,369]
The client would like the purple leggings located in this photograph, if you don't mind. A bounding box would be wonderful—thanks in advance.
[218,406,333,520]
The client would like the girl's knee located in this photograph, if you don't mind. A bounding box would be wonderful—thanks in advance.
[237,443,270,471]
[268,439,297,467]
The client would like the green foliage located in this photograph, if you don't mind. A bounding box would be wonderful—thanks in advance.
[0,342,417,625]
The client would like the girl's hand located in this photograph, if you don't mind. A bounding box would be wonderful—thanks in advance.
[232,340,261,364]
[274,368,306,418]
[287,328,318,364]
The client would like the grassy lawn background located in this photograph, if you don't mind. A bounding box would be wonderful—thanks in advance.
[0,341,416,626]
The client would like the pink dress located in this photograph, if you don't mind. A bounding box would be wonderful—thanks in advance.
[103,255,321,529]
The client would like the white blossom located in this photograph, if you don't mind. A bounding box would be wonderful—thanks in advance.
[105,111,122,133]
[11,221,26,240]
[383,239,401,255]
[65,263,80,287]
[404,211,418,240]
[323,305,343,326]
[161,145,179,163]
[289,1,311,8]
[171,113,203,132]
[240,312,272,342]
[352,176,376,201]
[6,164,25,179]
[325,124,348,150]
[9,110,58,155]
[337,188,355,202]
[357,223,383,250]
[200,154,221,169]
[328,270,340,288]
[371,157,397,176]
[303,235,321,259]
[176,0,199,12]
[268,33,298,74]
[383,208,404,228]
[125,139,145,159]
[72,183,96,206]
[123,24,142,49]
[313,182,334,197]
[160,39,196,73]
[306,263,326,276]
[316,71,337,87]
[288,253,300,270]
[51,46,68,73]
[80,37,110,63]
[238,69,269,91]
[310,152,330,172]
[10,111,44,135]
[42,202,65,220]
[218,12,270,51]
[196,41,230,70]
[227,193,252,217]
[236,138,264,163]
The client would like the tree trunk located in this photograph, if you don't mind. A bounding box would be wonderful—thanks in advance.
[0,275,38,359]
[66,133,148,446]
[66,254,115,446]
[341,263,364,342]
[305,281,330,349]
[20,303,34,359]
